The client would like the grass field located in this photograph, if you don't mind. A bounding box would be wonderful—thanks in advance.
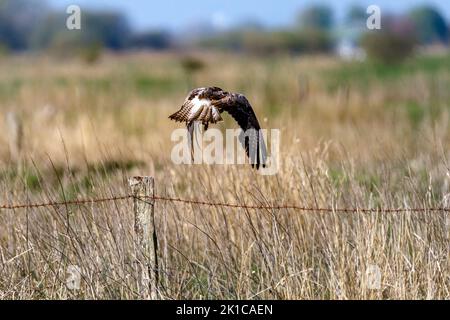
[0,51,449,299]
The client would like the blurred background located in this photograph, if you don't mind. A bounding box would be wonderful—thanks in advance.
[0,0,449,62]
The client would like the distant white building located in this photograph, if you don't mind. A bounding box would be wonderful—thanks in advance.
[336,38,366,61]
[335,24,366,61]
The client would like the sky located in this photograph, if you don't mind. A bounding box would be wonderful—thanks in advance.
[48,0,450,32]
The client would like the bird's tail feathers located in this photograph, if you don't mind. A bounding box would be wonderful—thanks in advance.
[187,122,195,163]
[240,129,268,170]
[258,130,268,169]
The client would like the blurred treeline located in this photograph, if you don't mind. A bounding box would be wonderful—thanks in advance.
[0,0,167,54]
[0,0,449,62]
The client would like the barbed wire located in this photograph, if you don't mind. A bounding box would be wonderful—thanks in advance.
[1,194,449,213]
[0,195,131,210]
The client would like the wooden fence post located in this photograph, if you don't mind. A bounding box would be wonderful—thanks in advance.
[128,176,158,299]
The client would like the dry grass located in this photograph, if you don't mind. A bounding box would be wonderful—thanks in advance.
[0,52,449,299]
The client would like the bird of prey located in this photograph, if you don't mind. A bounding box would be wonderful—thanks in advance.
[169,87,267,169]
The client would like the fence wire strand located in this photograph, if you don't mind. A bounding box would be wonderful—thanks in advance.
[1,194,449,213]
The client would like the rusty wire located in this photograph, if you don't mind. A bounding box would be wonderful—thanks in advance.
[0,194,449,213]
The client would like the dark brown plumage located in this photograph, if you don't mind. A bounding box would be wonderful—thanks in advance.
[169,87,267,169]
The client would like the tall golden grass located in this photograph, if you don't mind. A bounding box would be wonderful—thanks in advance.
[0,52,449,299]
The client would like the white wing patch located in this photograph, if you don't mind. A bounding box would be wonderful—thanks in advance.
[189,96,210,120]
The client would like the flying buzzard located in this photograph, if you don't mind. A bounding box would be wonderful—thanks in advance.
[169,87,267,169]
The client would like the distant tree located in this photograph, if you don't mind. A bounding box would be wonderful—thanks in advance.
[345,5,367,27]
[272,29,333,54]
[362,32,416,64]
[130,31,172,49]
[361,16,417,64]
[82,12,131,49]
[297,5,334,31]
[30,12,64,49]
[0,0,48,50]
[32,11,131,51]
[408,6,449,44]
[199,29,334,55]
[197,31,243,51]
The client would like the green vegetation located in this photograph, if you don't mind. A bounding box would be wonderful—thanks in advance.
[325,54,450,89]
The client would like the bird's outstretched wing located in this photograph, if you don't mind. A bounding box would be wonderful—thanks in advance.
[169,87,226,124]
[216,94,267,169]
[169,87,227,162]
